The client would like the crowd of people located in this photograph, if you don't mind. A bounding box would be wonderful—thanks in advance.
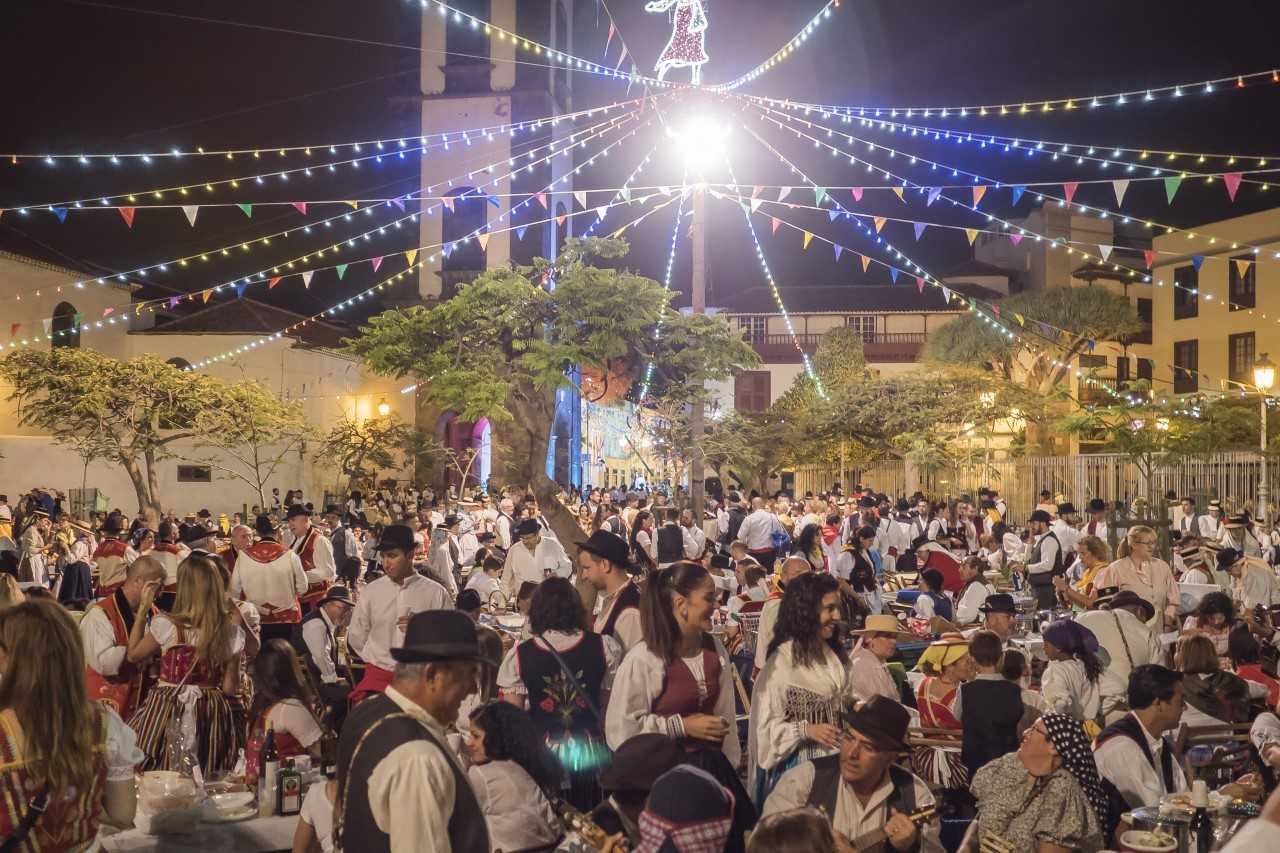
[1,480,1280,852]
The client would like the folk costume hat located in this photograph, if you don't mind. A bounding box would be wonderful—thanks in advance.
[286,504,312,520]
[915,633,970,672]
[254,513,277,538]
[840,695,910,753]
[852,613,912,640]
[390,610,486,664]
[1086,498,1107,513]
[514,518,542,538]
[636,765,734,853]
[374,524,416,553]
[978,593,1018,615]
[578,529,631,568]
[318,585,354,607]
[1104,590,1155,622]
[1057,502,1077,516]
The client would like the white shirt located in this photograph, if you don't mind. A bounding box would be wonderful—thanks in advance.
[1051,519,1080,558]
[848,646,900,705]
[1041,658,1125,723]
[468,760,561,853]
[1075,609,1161,683]
[681,525,706,560]
[499,538,572,600]
[149,614,245,664]
[496,630,623,697]
[737,509,781,551]
[954,581,996,625]
[262,698,323,750]
[300,782,335,853]
[1026,531,1062,577]
[464,571,501,604]
[301,609,341,684]
[229,544,308,613]
[593,583,644,652]
[1093,713,1188,809]
[80,599,129,677]
[1236,557,1280,610]
[348,573,452,671]
[753,596,782,672]
[296,527,338,585]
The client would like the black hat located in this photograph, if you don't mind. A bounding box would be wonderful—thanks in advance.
[514,518,542,538]
[1104,590,1155,622]
[254,513,276,538]
[1216,547,1243,570]
[179,524,209,545]
[318,585,355,607]
[978,593,1018,615]
[375,524,416,552]
[1029,509,1053,524]
[1057,502,1077,516]
[856,495,877,509]
[910,534,930,551]
[476,531,496,543]
[286,504,312,520]
[1224,514,1249,529]
[1086,498,1106,513]
[197,509,211,519]
[325,504,343,516]
[442,514,461,528]
[391,610,485,664]
[840,696,910,753]
[101,513,126,535]
[578,530,630,567]
[895,498,910,512]
[597,733,686,793]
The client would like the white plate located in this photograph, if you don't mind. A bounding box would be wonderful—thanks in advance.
[201,803,258,823]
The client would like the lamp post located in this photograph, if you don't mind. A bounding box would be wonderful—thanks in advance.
[1255,353,1276,528]
[376,398,391,418]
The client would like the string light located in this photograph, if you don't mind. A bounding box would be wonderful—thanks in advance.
[716,1,840,92]
[638,195,687,404]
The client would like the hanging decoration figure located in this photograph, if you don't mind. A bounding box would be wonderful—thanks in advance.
[645,0,710,85]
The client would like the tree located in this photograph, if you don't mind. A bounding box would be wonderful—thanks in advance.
[318,415,417,492]
[191,375,315,509]
[0,349,225,519]
[345,237,758,545]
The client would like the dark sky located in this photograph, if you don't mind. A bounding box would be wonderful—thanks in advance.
[4,0,1280,325]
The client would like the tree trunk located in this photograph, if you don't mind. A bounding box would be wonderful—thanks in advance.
[142,448,164,522]
[120,454,158,524]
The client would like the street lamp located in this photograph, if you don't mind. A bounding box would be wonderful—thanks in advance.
[376,398,391,418]
[1255,353,1276,527]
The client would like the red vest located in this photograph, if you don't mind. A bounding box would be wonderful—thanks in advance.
[292,527,331,609]
[219,546,238,572]
[652,637,722,751]
[93,537,131,595]
[84,593,151,720]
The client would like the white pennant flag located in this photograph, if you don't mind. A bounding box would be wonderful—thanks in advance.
[1112,180,1130,207]
[574,190,587,209]
[182,206,199,227]
[659,186,672,196]
[596,205,609,220]
[1099,244,1114,261]
[750,198,763,213]
[777,187,791,202]
[301,271,314,289]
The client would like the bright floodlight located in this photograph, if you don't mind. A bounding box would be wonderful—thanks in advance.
[668,119,731,171]
[1255,353,1276,392]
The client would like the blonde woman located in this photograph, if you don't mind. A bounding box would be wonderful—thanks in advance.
[0,599,141,847]
[1052,535,1111,610]
[0,574,25,610]
[127,553,246,775]
[1092,526,1179,629]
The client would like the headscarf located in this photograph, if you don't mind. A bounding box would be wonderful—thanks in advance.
[637,765,733,853]
[1042,619,1099,657]
[1041,712,1109,831]
[914,633,969,673]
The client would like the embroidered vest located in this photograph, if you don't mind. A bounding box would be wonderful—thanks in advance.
[516,634,607,741]
[1028,531,1064,582]
[84,591,149,719]
[159,624,227,688]
[92,538,131,593]
[292,527,332,607]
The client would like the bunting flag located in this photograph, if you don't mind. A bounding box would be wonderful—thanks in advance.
[1164,176,1182,204]
[778,187,791,202]
[237,203,252,218]
[345,200,359,210]
[42,318,52,335]
[235,282,247,300]
[752,185,763,198]
[442,196,455,213]
[302,271,314,289]
[916,276,925,294]
[1011,185,1027,206]
[9,323,19,340]
[1014,312,1026,327]
[892,187,905,203]
[972,185,987,207]
[1223,172,1243,202]
[182,205,199,226]
[992,306,1001,318]
[1062,182,1079,205]
[814,186,827,206]
[168,296,180,309]
[118,207,136,228]
[268,276,282,290]
[1191,255,1204,271]
[574,190,587,208]
[516,226,528,241]
[392,197,406,211]
[50,207,68,223]
[478,233,491,251]
[771,217,781,234]
[1112,180,1130,207]
[926,187,941,206]
[614,43,628,71]
[873,217,886,233]
[890,268,900,283]
[405,249,418,267]
[619,187,631,203]
[833,244,843,262]
[828,209,839,222]
[964,228,979,246]
[201,289,213,303]
[605,21,615,52]
[913,222,927,241]
[1235,259,1253,279]
[485,195,500,209]
[748,198,762,213]
[336,264,349,280]
[1009,233,1023,246]
[293,202,308,215]
[1036,321,1050,336]
[802,231,814,249]
[940,285,951,303]
[1099,245,1113,261]
[371,256,383,273]
[861,254,871,273]
[596,205,608,220]
[1143,250,1155,268]
[102,307,115,317]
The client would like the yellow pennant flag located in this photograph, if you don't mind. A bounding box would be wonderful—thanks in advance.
[405,249,418,267]
[873,217,886,233]
[345,200,359,210]
[477,233,490,251]
[201,289,212,304]
[1014,312,1025,326]
[802,231,814,250]
[972,185,987,207]
[860,254,871,273]
[892,187,905,203]
[965,228,979,245]
[1235,259,1252,279]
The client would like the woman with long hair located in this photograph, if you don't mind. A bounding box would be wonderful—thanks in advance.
[244,639,323,783]
[1040,620,1124,734]
[832,525,882,615]
[1176,634,1253,725]
[791,523,824,573]
[464,701,563,853]
[0,599,141,848]
[628,510,656,572]
[605,560,757,851]
[127,553,246,775]
[1180,591,1236,657]
[750,573,851,804]
[1053,535,1111,610]
[577,503,595,536]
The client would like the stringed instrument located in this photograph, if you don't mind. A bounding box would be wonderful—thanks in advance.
[839,803,938,852]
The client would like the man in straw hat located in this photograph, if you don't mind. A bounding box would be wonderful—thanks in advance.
[762,696,942,852]
[849,614,913,706]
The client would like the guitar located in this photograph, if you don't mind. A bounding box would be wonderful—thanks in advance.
[845,804,938,851]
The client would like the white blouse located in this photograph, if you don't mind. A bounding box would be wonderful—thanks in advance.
[752,642,853,771]
[149,614,246,658]
[1040,658,1124,723]
[467,760,561,853]
[496,630,623,697]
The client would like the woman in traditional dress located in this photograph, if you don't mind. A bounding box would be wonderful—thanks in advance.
[605,560,757,852]
[1053,535,1111,611]
[1176,634,1254,726]
[833,524,883,616]
[911,634,974,791]
[244,639,324,784]
[1041,619,1124,735]
[629,510,656,573]
[0,599,141,850]
[127,553,246,775]
[645,0,710,84]
[751,573,851,804]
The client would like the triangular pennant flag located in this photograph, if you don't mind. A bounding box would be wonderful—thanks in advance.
[1099,245,1114,261]
[964,228,979,245]
[860,254,871,273]
[201,289,212,303]
[478,233,491,251]
[1112,180,1130,207]
[619,187,631,203]
[293,202,308,215]
[535,193,548,209]
[1014,312,1025,327]
[614,43,628,71]
[828,209,839,222]
[892,187,905,203]
[392,197,406,211]
[802,231,814,250]
[1191,255,1204,271]
[268,276,282,290]
[890,268,900,283]
[336,263,349,280]
[833,244,843,262]
[168,296,180,309]
[752,185,762,198]
[1143,249,1155,268]
[850,187,863,202]
[1235,259,1252,279]
[302,271,314,288]
[235,282,247,300]
[814,187,827,206]
[1164,176,1182,204]
[777,186,791,202]
[595,205,609,221]
[102,307,114,317]
[605,21,615,51]
[182,205,199,226]
[926,187,941,206]
[771,217,781,234]
[1011,185,1027,205]
[237,203,252,218]
[972,185,987,207]
[42,318,52,335]
[50,207,68,223]
[371,256,383,273]
[916,276,925,294]
[1223,172,1243,202]
[516,226,528,240]
[345,200,359,210]
[1062,182,1078,205]
[7,323,17,341]
[940,286,951,302]
[914,222,927,241]
[746,198,761,213]
[873,217,886,233]
[574,190,587,208]
[992,306,1001,318]
[405,249,418,267]
[118,207,135,228]
[442,196,455,213]
[556,214,566,226]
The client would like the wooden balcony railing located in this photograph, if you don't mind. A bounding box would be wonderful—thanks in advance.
[746,332,928,364]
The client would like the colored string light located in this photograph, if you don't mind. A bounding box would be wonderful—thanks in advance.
[638,191,687,405]
[715,1,839,91]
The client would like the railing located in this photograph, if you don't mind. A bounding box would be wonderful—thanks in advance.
[748,332,927,364]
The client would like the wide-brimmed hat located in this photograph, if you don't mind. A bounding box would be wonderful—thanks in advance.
[179,524,210,545]
[1086,498,1106,513]
[978,593,1018,615]
[1224,514,1249,529]
[840,696,910,753]
[318,585,354,607]
[1103,590,1155,622]
[1057,502,1077,516]
[375,524,416,552]
[1216,547,1243,569]
[852,614,912,639]
[514,518,542,538]
[390,610,486,664]
[915,633,971,672]
[286,505,312,520]
[578,529,630,568]
[598,733,686,793]
[442,514,460,528]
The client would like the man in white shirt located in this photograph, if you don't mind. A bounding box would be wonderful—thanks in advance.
[81,554,167,720]
[953,557,996,626]
[230,514,309,641]
[848,615,909,705]
[1221,547,1280,611]
[1052,503,1081,558]
[494,498,517,549]
[1023,509,1064,609]
[1076,592,1161,683]
[680,509,707,561]
[578,530,643,653]
[737,497,781,570]
[499,518,572,600]
[296,584,355,729]
[1093,664,1189,809]
[348,524,452,703]
[1080,498,1109,542]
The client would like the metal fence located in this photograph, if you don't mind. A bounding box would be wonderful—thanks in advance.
[793,451,1279,525]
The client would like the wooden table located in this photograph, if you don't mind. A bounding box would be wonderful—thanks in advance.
[101,814,296,852]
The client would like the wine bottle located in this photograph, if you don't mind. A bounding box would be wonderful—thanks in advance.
[258,724,280,817]
[1192,779,1213,853]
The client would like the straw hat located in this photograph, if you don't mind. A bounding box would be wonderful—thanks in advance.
[851,614,913,640]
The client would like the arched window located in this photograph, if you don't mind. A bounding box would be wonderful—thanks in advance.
[51,302,80,349]
[441,187,488,294]
[166,357,192,372]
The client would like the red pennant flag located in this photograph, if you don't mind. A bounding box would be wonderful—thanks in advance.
[771,217,781,234]
[10,323,20,339]
[915,276,925,294]
[1223,172,1243,202]
[268,276,282,290]
[536,193,548,209]
[556,214,566,227]
[1063,182,1079,205]
[293,202,308,215]
[605,21,616,51]
[118,207,136,228]
[752,186,763,198]
[371,256,383,273]
[1143,250,1155,269]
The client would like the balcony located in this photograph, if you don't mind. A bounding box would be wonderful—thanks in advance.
[747,332,927,364]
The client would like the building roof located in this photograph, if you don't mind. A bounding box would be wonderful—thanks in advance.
[138,298,352,349]
[0,250,136,294]
[714,284,965,315]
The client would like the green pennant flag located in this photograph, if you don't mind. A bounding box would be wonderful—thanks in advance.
[237,203,253,218]
[619,187,632,203]
[967,298,976,310]
[1163,177,1182,205]
[739,199,750,214]
[336,263,349,280]
[815,186,827,206]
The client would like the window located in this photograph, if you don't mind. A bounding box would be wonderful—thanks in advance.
[738,317,766,342]
[1229,332,1256,384]
[51,302,80,349]
[734,371,771,413]
[1079,355,1107,369]
[1229,255,1256,310]
[1137,357,1153,381]
[177,465,212,483]
[844,315,876,341]
[1173,266,1198,320]
[444,0,490,94]
[1173,339,1199,394]
[1133,298,1153,344]
[1116,356,1131,383]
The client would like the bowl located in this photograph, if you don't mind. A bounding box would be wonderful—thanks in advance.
[208,791,255,813]
[1119,829,1177,853]
[138,771,199,814]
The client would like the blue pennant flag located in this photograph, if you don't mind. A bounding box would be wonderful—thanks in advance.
[1011,185,1027,206]
[50,206,68,223]
[486,195,501,208]
[516,226,528,241]
[828,209,839,222]
[235,282,247,299]
[890,268,900,283]
[1191,255,1204,271]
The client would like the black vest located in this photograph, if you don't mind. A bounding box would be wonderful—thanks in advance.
[336,693,488,853]
[1097,714,1177,803]
[599,582,641,640]
[1029,531,1064,581]
[805,755,920,853]
[656,524,685,563]
[959,678,1024,778]
[291,608,336,684]
[516,634,607,740]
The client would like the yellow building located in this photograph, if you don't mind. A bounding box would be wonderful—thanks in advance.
[1150,207,1280,396]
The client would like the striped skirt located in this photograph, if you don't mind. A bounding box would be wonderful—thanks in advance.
[129,685,245,777]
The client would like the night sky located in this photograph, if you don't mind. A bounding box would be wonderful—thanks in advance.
[4,0,1280,325]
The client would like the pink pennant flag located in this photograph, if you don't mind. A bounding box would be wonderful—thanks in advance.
[992,306,1001,318]
[850,187,863,202]
[1223,172,1243,202]
[477,233,491,251]
[752,186,763,198]
[915,276,925,294]
[1009,233,1023,246]
[371,256,383,273]
[614,44,628,71]
[1143,250,1155,269]
[293,202,308,215]
[536,193,548,209]
[771,217,781,234]
[605,22,616,51]
[1063,182,1079,205]
[118,207,136,228]
[442,196,455,213]
[103,307,115,317]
